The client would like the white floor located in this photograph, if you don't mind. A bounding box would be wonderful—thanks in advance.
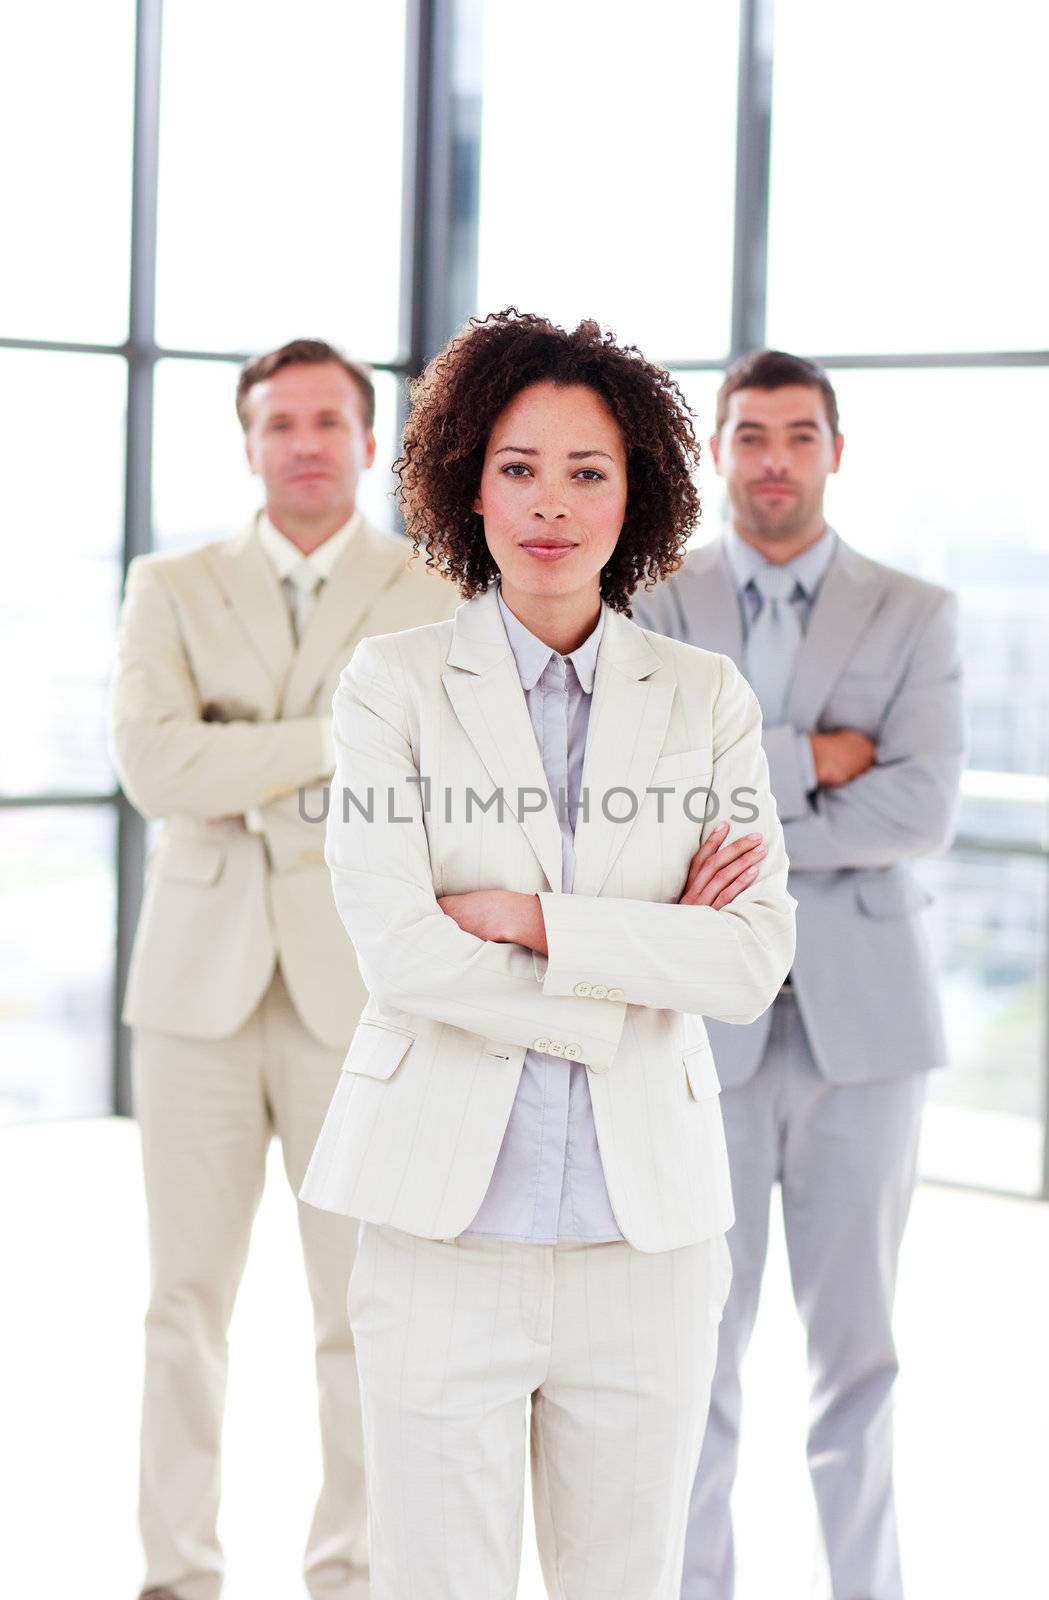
[1,1118,1046,1600]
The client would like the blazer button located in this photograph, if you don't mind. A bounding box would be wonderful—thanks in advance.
[607,987,625,1002]
[573,981,593,997]
[549,1041,565,1056]
[533,1038,551,1052]
[564,1044,581,1059]
[590,983,608,999]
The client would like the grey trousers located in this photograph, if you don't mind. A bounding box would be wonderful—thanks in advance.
[682,993,925,1600]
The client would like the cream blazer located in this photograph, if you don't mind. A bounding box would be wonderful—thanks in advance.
[110,515,460,1047]
[301,587,796,1252]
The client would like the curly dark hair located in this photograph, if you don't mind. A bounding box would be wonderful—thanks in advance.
[395,309,701,613]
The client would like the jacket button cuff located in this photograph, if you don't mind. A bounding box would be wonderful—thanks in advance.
[607,987,625,1001]
[590,983,608,999]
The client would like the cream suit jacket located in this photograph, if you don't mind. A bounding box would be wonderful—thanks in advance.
[111,515,460,1046]
[300,587,797,1252]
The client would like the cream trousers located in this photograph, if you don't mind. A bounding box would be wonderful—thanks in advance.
[133,968,366,1600]
[349,1221,732,1600]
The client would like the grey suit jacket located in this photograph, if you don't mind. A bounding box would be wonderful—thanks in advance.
[632,532,966,1087]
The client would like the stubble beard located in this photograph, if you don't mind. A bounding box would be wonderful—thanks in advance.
[740,486,817,545]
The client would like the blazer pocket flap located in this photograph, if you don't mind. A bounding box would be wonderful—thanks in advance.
[153,841,225,884]
[855,875,934,918]
[684,1040,721,1100]
[650,747,713,785]
[342,1021,416,1081]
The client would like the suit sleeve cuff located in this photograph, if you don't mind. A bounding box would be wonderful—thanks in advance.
[761,723,815,820]
[797,732,818,795]
[536,892,629,1004]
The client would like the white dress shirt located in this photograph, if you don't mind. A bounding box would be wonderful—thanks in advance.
[244,510,360,833]
[258,508,361,611]
[461,588,624,1245]
[724,524,838,794]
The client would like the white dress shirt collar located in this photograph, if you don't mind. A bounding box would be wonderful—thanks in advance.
[724,522,838,602]
[496,586,605,693]
[257,508,362,584]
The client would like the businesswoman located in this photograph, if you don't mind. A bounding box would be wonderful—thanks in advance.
[301,310,796,1599]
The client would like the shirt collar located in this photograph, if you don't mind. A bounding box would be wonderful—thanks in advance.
[496,585,605,694]
[257,509,362,584]
[724,522,838,602]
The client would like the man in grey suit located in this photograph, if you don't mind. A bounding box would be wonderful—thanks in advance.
[633,350,965,1600]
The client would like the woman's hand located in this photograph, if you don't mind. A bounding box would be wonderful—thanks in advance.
[437,889,547,954]
[679,822,767,910]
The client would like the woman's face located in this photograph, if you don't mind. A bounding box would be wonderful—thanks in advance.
[473,381,628,607]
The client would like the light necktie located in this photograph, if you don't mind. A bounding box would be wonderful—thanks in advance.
[283,566,323,646]
[744,565,803,725]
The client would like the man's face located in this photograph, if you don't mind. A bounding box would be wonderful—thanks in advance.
[243,361,376,526]
[712,385,843,544]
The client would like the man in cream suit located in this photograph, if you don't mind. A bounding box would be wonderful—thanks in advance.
[633,350,966,1600]
[110,338,458,1600]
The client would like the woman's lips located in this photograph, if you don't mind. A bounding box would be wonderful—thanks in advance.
[520,542,576,560]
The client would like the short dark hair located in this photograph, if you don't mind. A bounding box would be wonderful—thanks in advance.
[395,308,701,613]
[715,349,840,436]
[236,337,376,431]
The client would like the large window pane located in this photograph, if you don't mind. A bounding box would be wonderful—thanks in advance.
[0,808,116,1123]
[670,369,726,548]
[768,0,1049,353]
[823,367,1049,781]
[917,851,1046,1197]
[0,351,126,797]
[476,1,740,359]
[155,1,408,358]
[153,358,402,554]
[0,1,134,343]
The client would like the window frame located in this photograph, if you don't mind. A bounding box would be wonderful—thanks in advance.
[1,0,1045,1199]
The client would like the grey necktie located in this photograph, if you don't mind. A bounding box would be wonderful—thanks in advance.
[744,565,803,725]
[282,566,323,646]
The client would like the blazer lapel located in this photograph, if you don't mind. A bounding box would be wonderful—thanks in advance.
[572,608,674,898]
[787,537,887,729]
[206,520,294,702]
[283,519,411,715]
[441,589,564,892]
[678,538,745,667]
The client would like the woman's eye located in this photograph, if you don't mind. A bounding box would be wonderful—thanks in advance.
[575,469,605,482]
[501,463,532,478]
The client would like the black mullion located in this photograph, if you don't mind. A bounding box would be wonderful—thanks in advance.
[114,0,164,1117]
[0,794,119,809]
[6,333,1046,378]
[0,336,131,358]
[811,350,1049,370]
[1043,858,1049,1201]
[730,0,774,359]
[152,347,414,372]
